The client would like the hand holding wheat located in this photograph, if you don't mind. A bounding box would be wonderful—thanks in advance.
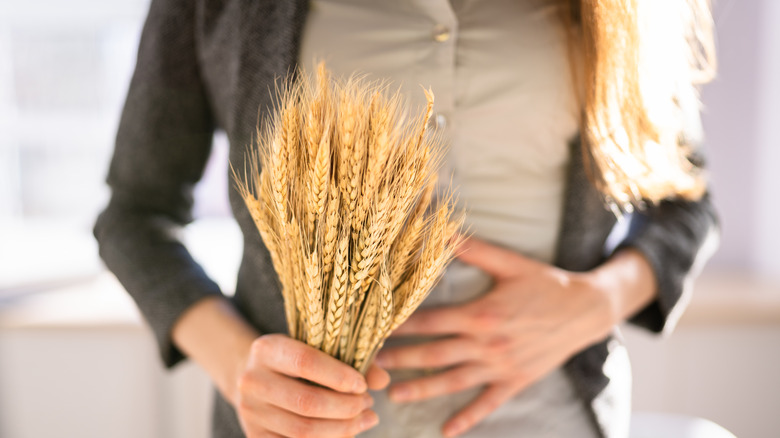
[235,63,463,374]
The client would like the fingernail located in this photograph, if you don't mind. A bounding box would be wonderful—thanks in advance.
[389,385,411,402]
[361,411,379,430]
[444,420,466,437]
[363,394,374,408]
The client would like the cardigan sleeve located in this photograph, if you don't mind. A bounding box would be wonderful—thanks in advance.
[616,193,720,334]
[93,0,222,367]
[615,84,721,335]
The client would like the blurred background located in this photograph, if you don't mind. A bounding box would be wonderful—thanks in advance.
[0,0,776,437]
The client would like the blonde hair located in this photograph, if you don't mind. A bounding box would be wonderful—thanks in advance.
[570,0,716,208]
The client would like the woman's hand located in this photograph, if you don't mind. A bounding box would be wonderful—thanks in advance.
[172,296,390,438]
[374,237,655,437]
[234,334,390,438]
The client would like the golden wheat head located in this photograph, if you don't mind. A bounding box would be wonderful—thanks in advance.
[234,62,463,374]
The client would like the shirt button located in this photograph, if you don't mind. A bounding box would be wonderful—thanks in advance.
[435,113,448,129]
[432,24,451,43]
[429,113,448,130]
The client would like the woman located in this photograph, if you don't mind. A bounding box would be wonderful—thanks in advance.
[94,0,718,437]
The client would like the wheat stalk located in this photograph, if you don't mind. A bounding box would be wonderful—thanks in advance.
[235,63,463,373]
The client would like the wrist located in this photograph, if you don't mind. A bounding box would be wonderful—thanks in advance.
[583,267,622,330]
[171,296,259,406]
[588,248,658,326]
[219,323,257,406]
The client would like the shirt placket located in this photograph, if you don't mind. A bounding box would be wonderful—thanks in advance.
[418,0,458,188]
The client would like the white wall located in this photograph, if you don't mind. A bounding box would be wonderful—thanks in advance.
[625,324,780,438]
[0,326,213,438]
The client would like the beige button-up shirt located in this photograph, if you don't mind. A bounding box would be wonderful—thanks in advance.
[299,0,597,436]
[299,0,579,265]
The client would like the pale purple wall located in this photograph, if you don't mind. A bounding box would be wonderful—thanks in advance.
[701,0,764,269]
[754,0,780,277]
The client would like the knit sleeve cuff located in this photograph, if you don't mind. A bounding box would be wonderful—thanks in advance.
[613,197,720,335]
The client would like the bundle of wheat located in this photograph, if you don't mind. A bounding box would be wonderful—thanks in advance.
[235,63,462,374]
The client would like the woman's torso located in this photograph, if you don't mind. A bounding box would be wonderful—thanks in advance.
[188,1,629,436]
[297,1,597,436]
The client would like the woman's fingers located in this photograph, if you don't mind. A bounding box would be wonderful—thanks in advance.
[388,364,486,403]
[365,363,391,390]
[254,334,367,393]
[240,367,373,420]
[256,401,378,438]
[456,237,537,279]
[237,416,285,438]
[442,383,517,437]
[375,337,480,370]
[390,306,472,336]
[236,334,384,437]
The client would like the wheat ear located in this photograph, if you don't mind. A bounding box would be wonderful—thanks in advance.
[389,178,436,287]
[304,249,325,348]
[322,228,349,355]
[307,122,331,241]
[352,285,379,371]
[391,201,461,331]
[369,265,394,360]
[320,184,340,284]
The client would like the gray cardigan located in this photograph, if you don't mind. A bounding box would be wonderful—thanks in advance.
[93,0,719,437]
